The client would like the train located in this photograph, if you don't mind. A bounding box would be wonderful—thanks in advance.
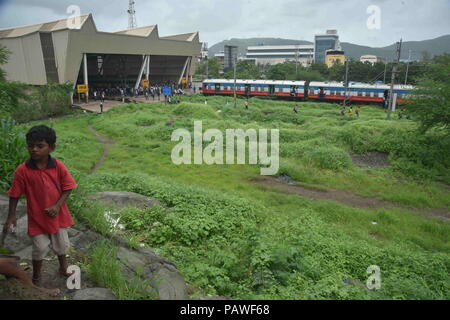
[201,79,415,105]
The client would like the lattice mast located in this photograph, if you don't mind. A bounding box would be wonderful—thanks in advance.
[128,0,137,29]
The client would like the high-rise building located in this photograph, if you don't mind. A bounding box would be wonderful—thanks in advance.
[314,30,341,63]
[224,45,238,69]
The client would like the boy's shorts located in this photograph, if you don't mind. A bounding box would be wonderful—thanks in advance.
[31,228,70,260]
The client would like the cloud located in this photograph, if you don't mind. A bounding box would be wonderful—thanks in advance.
[0,0,448,48]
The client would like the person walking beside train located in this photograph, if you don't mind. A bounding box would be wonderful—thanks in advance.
[355,106,360,118]
[244,100,249,110]
[340,106,346,116]
[349,107,353,117]
[293,105,299,114]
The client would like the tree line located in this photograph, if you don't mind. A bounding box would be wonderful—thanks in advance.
[196,57,431,85]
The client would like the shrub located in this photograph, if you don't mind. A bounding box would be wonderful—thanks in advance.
[0,117,28,191]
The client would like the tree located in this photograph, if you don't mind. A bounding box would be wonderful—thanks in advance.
[206,57,221,79]
[0,45,11,81]
[405,54,450,133]
[223,60,262,79]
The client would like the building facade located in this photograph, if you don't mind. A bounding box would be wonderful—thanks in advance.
[314,30,341,63]
[325,50,345,67]
[246,45,314,66]
[0,14,201,88]
[360,55,385,65]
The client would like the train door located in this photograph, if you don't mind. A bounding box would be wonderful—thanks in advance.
[290,85,297,97]
[245,84,251,97]
[269,85,275,96]
[319,87,325,99]
[215,83,221,94]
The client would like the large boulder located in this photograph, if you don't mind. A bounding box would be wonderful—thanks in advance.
[0,194,27,222]
[88,191,163,210]
[2,215,32,253]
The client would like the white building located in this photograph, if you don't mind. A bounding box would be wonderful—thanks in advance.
[360,55,385,65]
[246,45,314,66]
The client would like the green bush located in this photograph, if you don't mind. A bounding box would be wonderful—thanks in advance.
[0,117,28,191]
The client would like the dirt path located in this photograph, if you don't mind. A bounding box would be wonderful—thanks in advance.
[88,126,115,174]
[251,176,450,221]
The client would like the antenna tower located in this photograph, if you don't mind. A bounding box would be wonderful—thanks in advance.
[128,0,137,29]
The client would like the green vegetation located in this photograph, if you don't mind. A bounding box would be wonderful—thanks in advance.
[405,54,450,133]
[86,239,155,300]
[0,44,448,299]
[0,117,28,190]
[0,45,76,123]
[4,94,444,300]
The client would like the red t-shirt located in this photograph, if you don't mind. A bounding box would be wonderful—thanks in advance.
[7,157,78,236]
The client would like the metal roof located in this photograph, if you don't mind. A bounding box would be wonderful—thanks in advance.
[0,14,91,39]
[0,14,199,42]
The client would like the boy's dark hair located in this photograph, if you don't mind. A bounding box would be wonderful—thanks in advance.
[26,125,56,145]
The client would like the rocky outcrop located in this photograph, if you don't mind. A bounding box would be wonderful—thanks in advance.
[88,191,163,210]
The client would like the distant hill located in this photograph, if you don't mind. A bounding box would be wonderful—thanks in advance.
[209,35,450,61]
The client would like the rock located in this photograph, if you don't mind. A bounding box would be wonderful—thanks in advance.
[72,288,117,300]
[117,246,184,299]
[88,191,163,210]
[0,194,27,222]
[151,267,188,300]
[198,296,233,300]
[69,230,102,254]
[14,245,33,260]
[3,215,32,253]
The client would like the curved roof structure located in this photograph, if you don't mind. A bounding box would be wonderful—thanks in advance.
[0,14,201,85]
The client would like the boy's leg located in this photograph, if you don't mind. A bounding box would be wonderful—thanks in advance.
[31,234,51,285]
[50,228,74,277]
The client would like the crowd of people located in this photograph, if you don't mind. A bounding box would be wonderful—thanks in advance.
[75,81,193,103]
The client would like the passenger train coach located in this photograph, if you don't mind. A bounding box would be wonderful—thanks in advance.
[201,79,414,104]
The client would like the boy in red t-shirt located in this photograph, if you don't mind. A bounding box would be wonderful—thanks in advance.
[3,125,77,286]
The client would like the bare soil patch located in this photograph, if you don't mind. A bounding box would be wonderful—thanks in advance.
[88,126,115,174]
[352,151,390,168]
[251,175,450,221]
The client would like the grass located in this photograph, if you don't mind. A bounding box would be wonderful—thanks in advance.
[12,94,449,300]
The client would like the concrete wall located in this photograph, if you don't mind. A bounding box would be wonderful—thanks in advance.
[0,33,46,85]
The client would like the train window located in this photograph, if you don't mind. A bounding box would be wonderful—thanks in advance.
[357,91,363,97]
[365,92,370,97]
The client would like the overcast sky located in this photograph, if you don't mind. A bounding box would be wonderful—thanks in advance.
[0,0,449,48]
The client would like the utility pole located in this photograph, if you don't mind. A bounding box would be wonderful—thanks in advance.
[383,59,387,83]
[343,59,349,107]
[128,0,137,29]
[295,45,299,78]
[233,55,237,107]
[387,39,402,120]
[405,49,412,85]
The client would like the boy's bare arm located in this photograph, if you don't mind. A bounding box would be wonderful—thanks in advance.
[3,197,19,233]
[45,189,73,218]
